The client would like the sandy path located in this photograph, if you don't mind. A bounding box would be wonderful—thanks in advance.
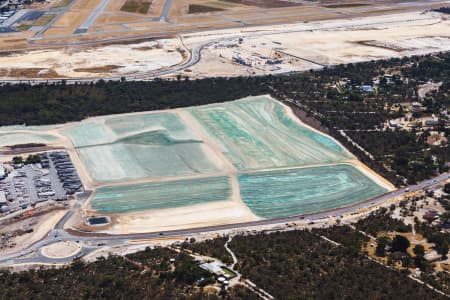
[352,160,395,191]
[176,108,247,211]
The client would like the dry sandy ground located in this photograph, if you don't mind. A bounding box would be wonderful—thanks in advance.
[0,40,182,79]
[183,11,450,77]
[0,210,67,255]
[2,11,447,79]
[109,200,260,234]
[41,241,81,258]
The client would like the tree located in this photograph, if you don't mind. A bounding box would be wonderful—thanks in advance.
[25,154,40,164]
[444,183,450,194]
[413,244,425,257]
[70,257,85,271]
[12,156,23,164]
[438,242,449,259]
[376,236,391,257]
[413,244,428,271]
[391,235,410,253]
[440,212,450,224]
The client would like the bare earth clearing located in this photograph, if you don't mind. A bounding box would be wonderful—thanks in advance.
[0,11,448,79]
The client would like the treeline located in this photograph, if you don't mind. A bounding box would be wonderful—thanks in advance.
[0,54,442,127]
[0,77,267,125]
[432,7,450,14]
[0,247,253,299]
[0,52,449,185]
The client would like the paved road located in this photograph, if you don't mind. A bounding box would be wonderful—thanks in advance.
[34,0,78,39]
[0,172,448,266]
[74,0,111,34]
[159,0,173,22]
[0,11,442,85]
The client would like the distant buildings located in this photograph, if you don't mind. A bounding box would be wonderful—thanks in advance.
[424,115,439,126]
[411,102,423,113]
[0,191,7,206]
[199,261,236,282]
[388,120,398,128]
[361,85,374,93]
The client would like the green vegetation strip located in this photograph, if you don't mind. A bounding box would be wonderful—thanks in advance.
[188,4,224,14]
[121,0,151,14]
[34,14,56,26]
[52,0,73,8]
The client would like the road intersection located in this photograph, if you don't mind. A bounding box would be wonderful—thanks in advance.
[1,172,448,267]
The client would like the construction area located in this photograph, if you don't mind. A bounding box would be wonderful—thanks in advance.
[0,0,448,79]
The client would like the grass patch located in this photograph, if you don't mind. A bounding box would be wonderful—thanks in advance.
[15,25,32,31]
[188,4,225,14]
[52,0,73,8]
[221,267,236,277]
[0,68,61,78]
[205,1,239,8]
[33,14,56,26]
[121,0,151,14]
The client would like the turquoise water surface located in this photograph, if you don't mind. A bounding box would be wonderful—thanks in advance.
[239,164,388,219]
[92,176,232,213]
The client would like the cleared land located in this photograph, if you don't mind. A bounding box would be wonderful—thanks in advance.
[0,40,182,79]
[41,241,81,259]
[185,11,450,77]
[0,132,58,148]
[0,9,448,79]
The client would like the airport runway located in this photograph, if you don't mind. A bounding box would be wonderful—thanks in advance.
[74,0,111,34]
[159,0,173,22]
[0,10,444,86]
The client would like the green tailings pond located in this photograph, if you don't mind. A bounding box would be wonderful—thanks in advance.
[59,95,389,218]
[92,176,232,213]
[188,96,351,171]
[238,164,388,219]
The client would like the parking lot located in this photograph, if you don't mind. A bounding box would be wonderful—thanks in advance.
[0,151,83,214]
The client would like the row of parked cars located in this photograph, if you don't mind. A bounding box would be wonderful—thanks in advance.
[42,152,82,195]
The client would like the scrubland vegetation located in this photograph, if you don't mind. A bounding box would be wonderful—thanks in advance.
[1,226,446,299]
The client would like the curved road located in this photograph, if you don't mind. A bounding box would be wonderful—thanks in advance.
[0,172,448,266]
[0,12,440,85]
